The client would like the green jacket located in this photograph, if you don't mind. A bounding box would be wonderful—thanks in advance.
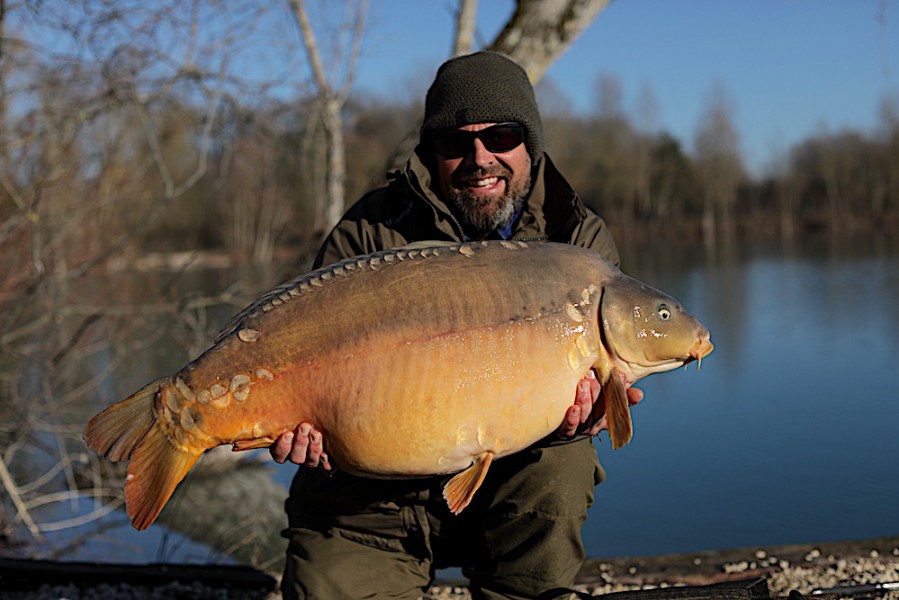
[313,149,620,269]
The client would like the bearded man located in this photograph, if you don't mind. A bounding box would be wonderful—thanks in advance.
[272,51,641,600]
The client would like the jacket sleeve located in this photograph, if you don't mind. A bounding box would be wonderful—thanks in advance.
[569,208,621,267]
[313,189,412,269]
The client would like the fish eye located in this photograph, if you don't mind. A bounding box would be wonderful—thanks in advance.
[657,304,672,320]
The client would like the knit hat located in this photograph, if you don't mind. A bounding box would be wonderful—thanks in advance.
[420,51,544,163]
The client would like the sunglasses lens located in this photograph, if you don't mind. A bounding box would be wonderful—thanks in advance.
[432,132,470,158]
[481,125,524,153]
[431,123,524,158]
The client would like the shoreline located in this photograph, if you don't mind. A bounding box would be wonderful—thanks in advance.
[427,536,899,599]
[578,535,899,585]
[4,536,898,598]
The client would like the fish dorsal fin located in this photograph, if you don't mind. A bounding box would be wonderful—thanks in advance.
[443,450,495,514]
[213,243,477,344]
[606,367,633,449]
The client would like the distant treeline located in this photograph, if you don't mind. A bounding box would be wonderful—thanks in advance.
[3,90,898,274]
[543,105,899,245]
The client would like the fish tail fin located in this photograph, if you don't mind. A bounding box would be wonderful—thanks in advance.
[83,379,163,462]
[125,417,202,530]
[605,368,633,450]
[83,378,202,530]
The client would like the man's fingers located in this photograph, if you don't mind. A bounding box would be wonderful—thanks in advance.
[559,405,581,437]
[585,415,608,437]
[286,423,312,465]
[627,387,644,405]
[304,430,324,468]
[270,431,294,464]
[269,422,332,468]
[586,369,600,401]
[575,379,592,424]
[320,453,333,473]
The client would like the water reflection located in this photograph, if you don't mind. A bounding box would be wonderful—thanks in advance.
[586,233,899,557]
[2,234,897,568]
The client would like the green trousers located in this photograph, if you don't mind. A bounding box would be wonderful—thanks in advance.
[280,436,605,600]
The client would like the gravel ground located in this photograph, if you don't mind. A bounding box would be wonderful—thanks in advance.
[426,538,899,599]
[424,553,899,599]
[4,538,899,599]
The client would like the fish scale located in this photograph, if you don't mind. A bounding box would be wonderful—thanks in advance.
[84,241,713,530]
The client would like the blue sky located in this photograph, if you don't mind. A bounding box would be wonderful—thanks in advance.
[341,1,898,176]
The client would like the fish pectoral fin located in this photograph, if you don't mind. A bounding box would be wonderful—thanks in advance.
[606,367,634,450]
[231,437,277,452]
[443,451,495,515]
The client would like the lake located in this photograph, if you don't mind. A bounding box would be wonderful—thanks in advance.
[587,233,899,558]
[8,233,898,566]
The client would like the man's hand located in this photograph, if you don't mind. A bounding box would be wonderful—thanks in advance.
[558,369,644,437]
[270,422,333,472]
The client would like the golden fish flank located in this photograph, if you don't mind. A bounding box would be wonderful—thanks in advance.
[83,240,713,531]
[230,374,252,402]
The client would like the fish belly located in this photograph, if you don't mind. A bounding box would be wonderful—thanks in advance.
[300,311,598,476]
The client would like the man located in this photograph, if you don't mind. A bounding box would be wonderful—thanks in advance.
[272,51,641,600]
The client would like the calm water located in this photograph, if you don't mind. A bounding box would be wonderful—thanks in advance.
[15,234,899,564]
[585,234,899,557]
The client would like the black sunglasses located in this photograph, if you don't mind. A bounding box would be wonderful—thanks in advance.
[430,122,525,158]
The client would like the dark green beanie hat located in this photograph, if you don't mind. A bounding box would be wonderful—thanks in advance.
[421,51,544,164]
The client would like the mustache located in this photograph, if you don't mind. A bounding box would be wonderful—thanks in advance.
[452,165,511,187]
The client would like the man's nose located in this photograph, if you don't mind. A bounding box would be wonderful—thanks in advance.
[468,138,496,167]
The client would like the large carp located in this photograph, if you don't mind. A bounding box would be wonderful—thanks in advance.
[84,241,713,531]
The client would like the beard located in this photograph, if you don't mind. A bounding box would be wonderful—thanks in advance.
[445,163,532,236]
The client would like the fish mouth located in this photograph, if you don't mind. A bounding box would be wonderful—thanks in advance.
[688,336,714,368]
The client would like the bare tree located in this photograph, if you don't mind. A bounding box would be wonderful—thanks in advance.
[693,81,744,245]
[0,0,269,556]
[633,83,660,220]
[877,93,899,215]
[453,0,479,57]
[491,0,611,83]
[287,0,368,236]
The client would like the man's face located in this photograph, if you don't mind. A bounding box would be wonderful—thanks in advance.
[430,122,532,236]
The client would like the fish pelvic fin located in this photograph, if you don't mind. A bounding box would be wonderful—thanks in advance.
[606,368,633,450]
[443,450,495,515]
[83,377,202,530]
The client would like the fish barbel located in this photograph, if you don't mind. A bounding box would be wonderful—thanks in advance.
[84,241,713,530]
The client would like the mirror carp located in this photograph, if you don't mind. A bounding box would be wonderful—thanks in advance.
[84,241,713,530]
